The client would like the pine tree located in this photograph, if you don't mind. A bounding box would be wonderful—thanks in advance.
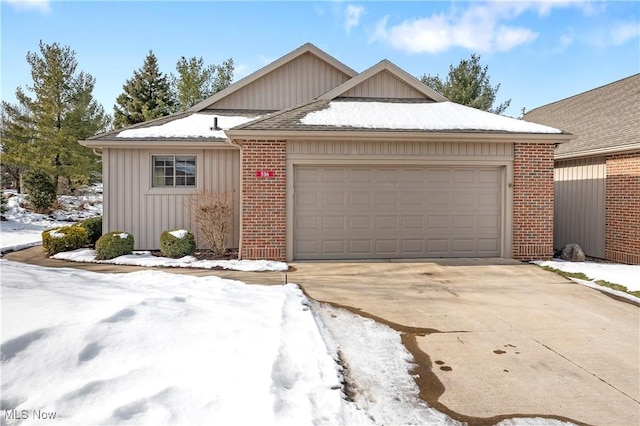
[173,56,234,111]
[421,54,510,115]
[1,41,108,192]
[113,50,176,127]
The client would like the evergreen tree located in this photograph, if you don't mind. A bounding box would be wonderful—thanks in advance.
[1,41,108,192]
[421,54,510,115]
[173,56,234,111]
[1,103,34,192]
[113,50,176,127]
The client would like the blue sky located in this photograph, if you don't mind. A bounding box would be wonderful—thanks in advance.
[2,0,639,118]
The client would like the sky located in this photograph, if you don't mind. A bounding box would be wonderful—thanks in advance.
[1,0,639,118]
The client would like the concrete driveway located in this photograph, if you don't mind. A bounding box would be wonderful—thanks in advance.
[288,259,640,426]
[5,249,639,425]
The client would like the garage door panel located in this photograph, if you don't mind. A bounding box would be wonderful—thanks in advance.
[350,216,372,229]
[294,166,502,260]
[349,240,372,255]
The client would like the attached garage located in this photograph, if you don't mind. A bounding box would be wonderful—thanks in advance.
[293,165,502,260]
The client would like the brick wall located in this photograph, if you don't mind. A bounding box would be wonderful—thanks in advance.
[513,143,555,260]
[605,152,640,265]
[239,140,287,260]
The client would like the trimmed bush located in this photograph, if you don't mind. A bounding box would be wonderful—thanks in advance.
[76,216,102,245]
[95,231,134,260]
[24,170,57,212]
[160,229,196,258]
[42,226,89,256]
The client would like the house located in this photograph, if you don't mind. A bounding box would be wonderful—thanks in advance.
[523,74,640,265]
[81,43,571,262]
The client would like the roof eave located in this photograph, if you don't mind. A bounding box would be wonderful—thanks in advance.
[225,129,574,142]
[554,143,640,160]
[79,138,237,149]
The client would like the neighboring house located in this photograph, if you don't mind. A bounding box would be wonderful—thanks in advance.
[524,74,640,265]
[81,43,570,262]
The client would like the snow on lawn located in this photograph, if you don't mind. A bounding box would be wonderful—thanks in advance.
[1,261,344,425]
[1,189,102,254]
[0,260,466,426]
[300,101,562,133]
[533,260,640,292]
[53,248,289,272]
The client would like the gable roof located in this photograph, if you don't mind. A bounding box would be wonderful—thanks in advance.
[523,74,640,159]
[228,60,567,139]
[318,59,448,102]
[188,43,357,112]
[228,97,567,138]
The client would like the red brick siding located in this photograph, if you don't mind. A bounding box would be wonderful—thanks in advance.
[239,140,287,261]
[605,152,640,265]
[513,143,555,260]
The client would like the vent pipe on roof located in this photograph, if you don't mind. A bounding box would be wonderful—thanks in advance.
[210,117,221,131]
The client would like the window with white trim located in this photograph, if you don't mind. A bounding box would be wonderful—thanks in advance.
[152,155,196,187]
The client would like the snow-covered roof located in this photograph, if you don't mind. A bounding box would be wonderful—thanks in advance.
[116,113,261,139]
[300,101,563,134]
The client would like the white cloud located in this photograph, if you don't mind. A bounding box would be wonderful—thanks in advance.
[344,4,365,34]
[4,0,51,14]
[370,3,539,54]
[368,1,617,54]
[609,22,640,46]
[554,33,575,52]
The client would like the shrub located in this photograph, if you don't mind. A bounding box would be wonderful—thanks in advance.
[0,190,7,217]
[23,170,57,213]
[76,216,102,245]
[95,231,134,260]
[159,229,196,258]
[42,226,89,256]
[188,192,233,255]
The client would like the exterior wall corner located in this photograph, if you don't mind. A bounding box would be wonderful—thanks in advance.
[512,143,555,261]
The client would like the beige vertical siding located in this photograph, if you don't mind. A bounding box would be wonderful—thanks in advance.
[103,147,240,250]
[287,140,514,158]
[339,70,426,99]
[207,52,352,110]
[554,157,606,258]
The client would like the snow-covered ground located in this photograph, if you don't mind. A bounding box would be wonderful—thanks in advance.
[53,248,288,272]
[532,259,640,301]
[1,187,102,254]
[0,260,460,425]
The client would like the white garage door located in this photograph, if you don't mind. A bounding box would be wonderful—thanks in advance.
[293,166,502,260]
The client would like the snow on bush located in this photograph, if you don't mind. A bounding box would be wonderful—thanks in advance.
[96,231,134,260]
[160,229,196,259]
[41,226,88,256]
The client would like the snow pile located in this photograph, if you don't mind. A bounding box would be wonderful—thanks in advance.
[53,248,289,272]
[314,302,460,425]
[116,113,261,139]
[0,261,344,425]
[301,101,563,133]
[168,229,188,239]
[533,260,640,291]
[48,230,65,239]
[1,188,102,254]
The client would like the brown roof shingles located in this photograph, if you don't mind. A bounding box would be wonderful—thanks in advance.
[523,74,640,158]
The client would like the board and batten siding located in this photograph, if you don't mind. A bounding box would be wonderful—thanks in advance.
[102,147,240,250]
[206,52,352,111]
[339,70,426,99]
[554,157,606,258]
